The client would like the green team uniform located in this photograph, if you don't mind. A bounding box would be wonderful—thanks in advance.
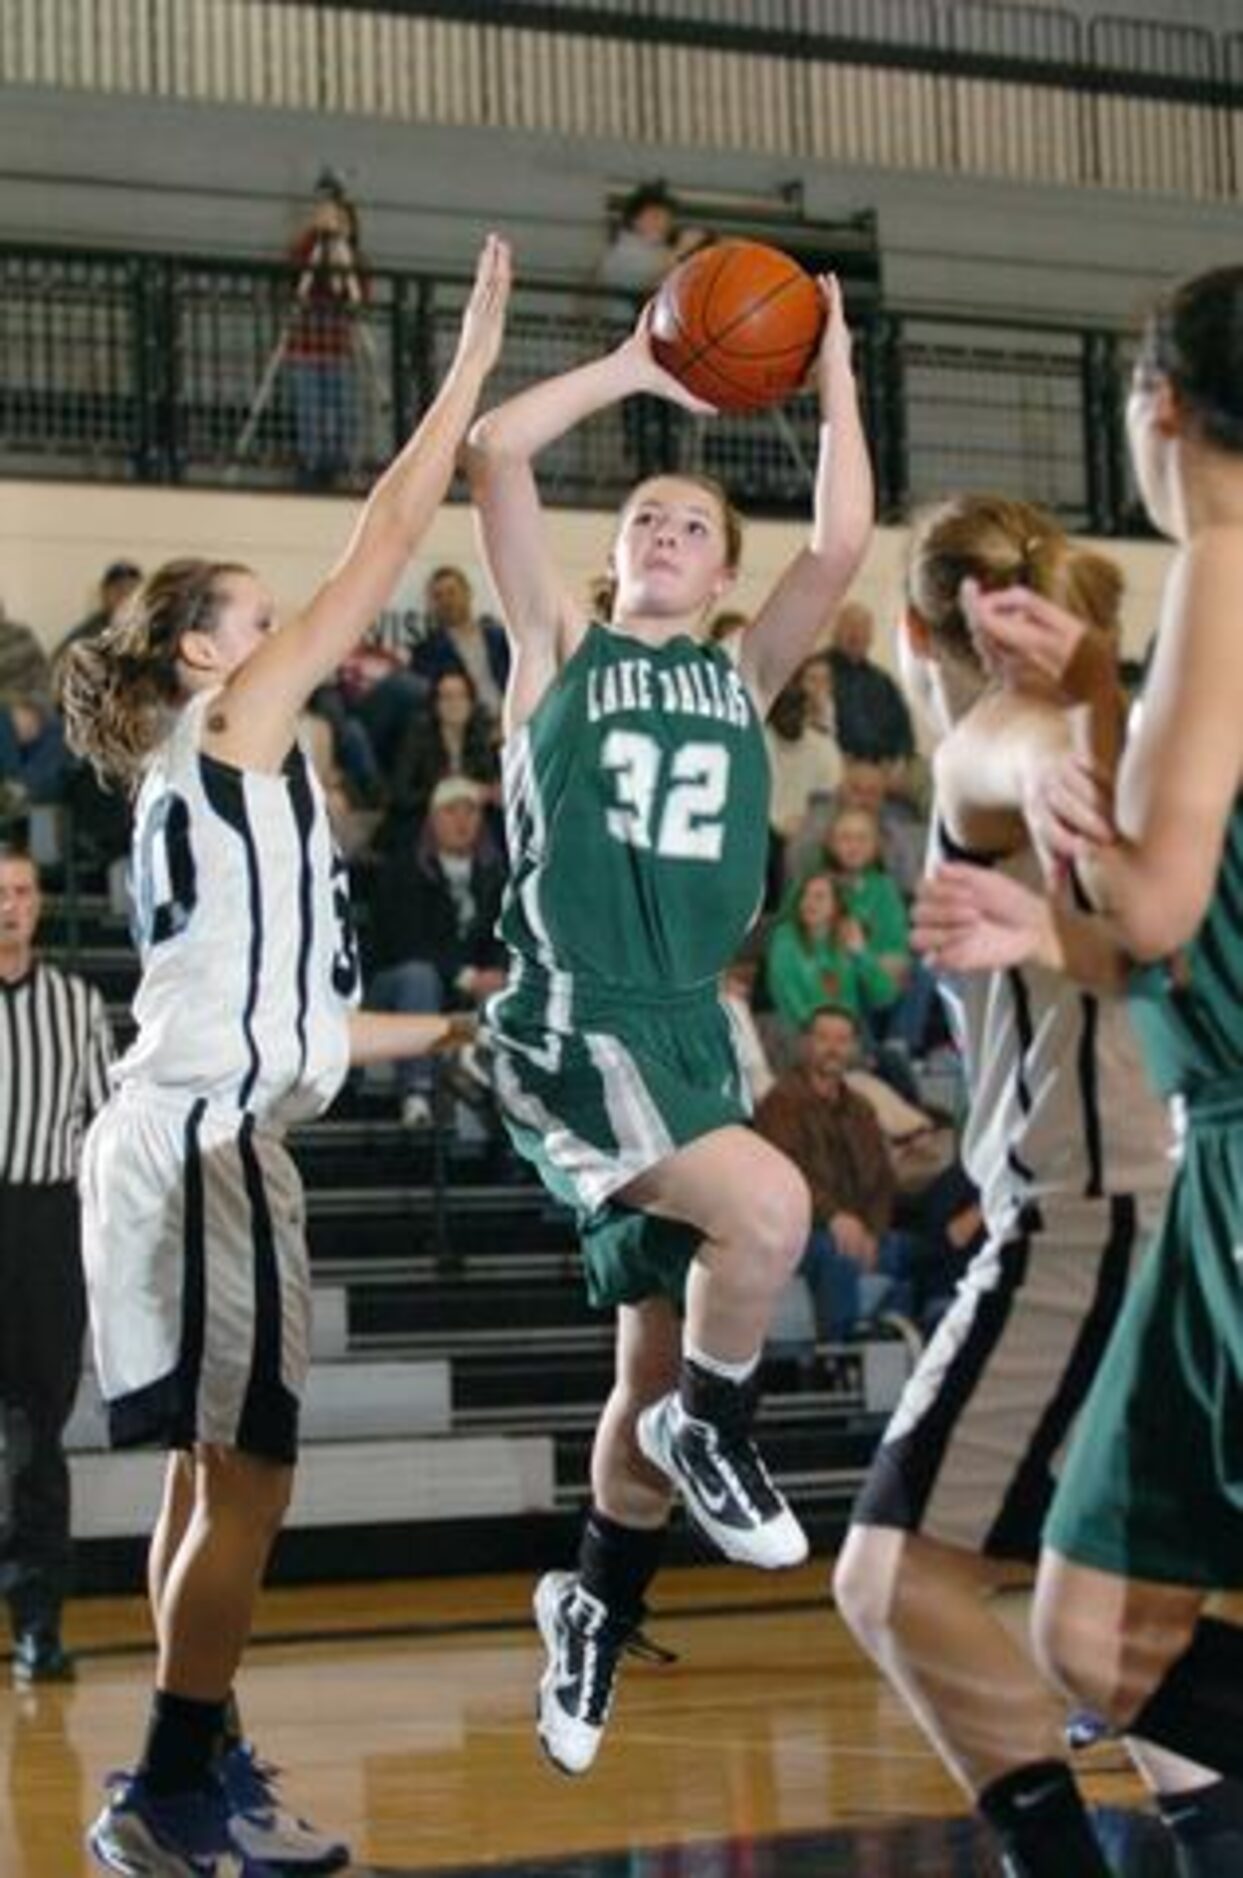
[1046,790,1243,1585]
[488,622,770,1308]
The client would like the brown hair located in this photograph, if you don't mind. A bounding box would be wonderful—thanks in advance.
[1138,265,1243,455]
[597,473,745,620]
[57,558,250,788]
[906,494,1123,671]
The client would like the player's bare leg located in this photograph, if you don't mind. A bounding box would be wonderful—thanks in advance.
[623,1126,810,1569]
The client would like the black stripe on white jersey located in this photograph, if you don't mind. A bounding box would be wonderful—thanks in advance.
[201,755,265,1109]
[287,747,317,1089]
[853,1234,1031,1533]
[106,1096,209,1450]
[1005,969,1036,1186]
[984,1195,1135,1558]
[237,1118,299,1463]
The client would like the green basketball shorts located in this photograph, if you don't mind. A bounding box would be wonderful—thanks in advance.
[1045,1084,1243,1587]
[488,980,751,1310]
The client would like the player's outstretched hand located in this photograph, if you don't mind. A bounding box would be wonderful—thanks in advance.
[814,273,854,413]
[618,302,719,415]
[454,234,512,379]
[914,862,1055,974]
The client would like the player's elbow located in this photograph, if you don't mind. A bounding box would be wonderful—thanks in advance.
[1117,885,1210,964]
[465,412,520,469]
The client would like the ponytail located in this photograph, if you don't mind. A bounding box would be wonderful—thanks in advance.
[57,558,248,789]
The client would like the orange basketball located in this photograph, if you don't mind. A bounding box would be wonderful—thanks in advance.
[650,240,826,413]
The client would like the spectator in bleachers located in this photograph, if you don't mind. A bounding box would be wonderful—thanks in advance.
[596,182,710,476]
[596,180,707,296]
[364,776,507,1128]
[284,170,370,489]
[763,667,843,907]
[53,561,142,662]
[389,668,500,826]
[799,649,835,735]
[0,848,113,1682]
[0,603,67,812]
[755,1005,913,1342]
[825,803,937,1058]
[787,755,928,899]
[827,600,916,768]
[765,871,898,1039]
[0,602,52,707]
[410,565,509,730]
[765,668,843,845]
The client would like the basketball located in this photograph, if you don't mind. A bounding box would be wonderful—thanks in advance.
[650,239,826,413]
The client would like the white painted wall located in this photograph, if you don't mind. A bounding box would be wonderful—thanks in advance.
[0,478,1173,677]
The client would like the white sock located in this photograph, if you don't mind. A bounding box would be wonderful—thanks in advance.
[683,1340,760,1386]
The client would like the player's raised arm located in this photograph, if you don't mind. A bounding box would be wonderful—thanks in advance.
[206,235,511,769]
[463,306,711,729]
[739,277,874,714]
[1066,531,1243,959]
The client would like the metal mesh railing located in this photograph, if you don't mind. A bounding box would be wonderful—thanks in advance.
[0,241,1148,532]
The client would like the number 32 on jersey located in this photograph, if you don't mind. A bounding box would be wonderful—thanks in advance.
[601,729,728,862]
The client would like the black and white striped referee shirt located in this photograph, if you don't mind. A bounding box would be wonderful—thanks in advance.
[0,961,113,1185]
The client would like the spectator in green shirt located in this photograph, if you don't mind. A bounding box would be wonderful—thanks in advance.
[826,805,936,1055]
[765,871,898,1037]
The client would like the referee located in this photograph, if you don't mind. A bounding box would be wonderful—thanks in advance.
[0,846,112,1682]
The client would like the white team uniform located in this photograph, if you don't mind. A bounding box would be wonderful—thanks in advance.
[81,692,358,1460]
[855,826,1170,1559]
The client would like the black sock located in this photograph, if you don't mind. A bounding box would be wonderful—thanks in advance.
[139,1690,228,1796]
[678,1357,758,1435]
[976,1758,1111,1877]
[1131,1617,1243,1780]
[577,1509,665,1626]
[1157,1779,1243,1878]
[218,1690,244,1760]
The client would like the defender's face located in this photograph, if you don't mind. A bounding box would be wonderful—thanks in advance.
[1126,369,1184,542]
[613,479,734,620]
[210,574,279,677]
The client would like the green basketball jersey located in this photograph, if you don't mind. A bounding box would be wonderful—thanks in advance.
[1128,790,1243,1099]
[498,622,770,1021]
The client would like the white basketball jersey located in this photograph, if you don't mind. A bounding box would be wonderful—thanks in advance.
[116,692,358,1127]
[933,823,1170,1236]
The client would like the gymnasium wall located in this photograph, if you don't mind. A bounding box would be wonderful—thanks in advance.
[1,75,1241,331]
[0,478,1173,682]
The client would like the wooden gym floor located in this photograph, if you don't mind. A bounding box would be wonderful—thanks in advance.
[0,1562,1172,1877]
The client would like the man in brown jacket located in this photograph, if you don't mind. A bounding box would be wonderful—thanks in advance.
[755,1004,910,1339]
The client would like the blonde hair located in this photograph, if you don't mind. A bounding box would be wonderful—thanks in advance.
[57,558,250,789]
[907,494,1123,671]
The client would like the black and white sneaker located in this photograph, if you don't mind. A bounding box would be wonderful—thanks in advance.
[533,1571,639,1775]
[636,1391,808,1569]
